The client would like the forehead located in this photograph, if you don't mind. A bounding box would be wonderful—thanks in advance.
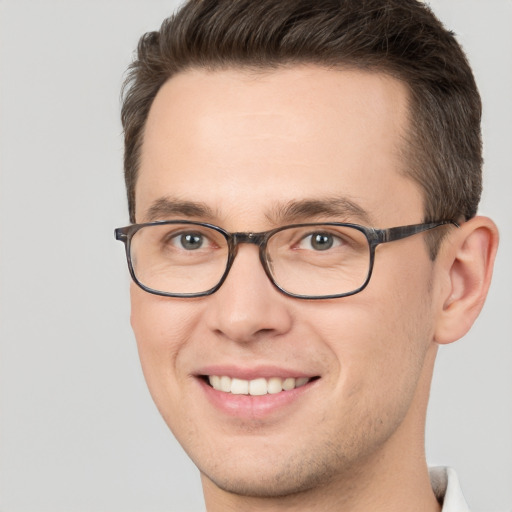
[137,65,422,227]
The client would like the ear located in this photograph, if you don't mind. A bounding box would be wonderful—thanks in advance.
[434,216,499,345]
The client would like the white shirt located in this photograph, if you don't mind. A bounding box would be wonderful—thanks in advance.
[430,467,471,511]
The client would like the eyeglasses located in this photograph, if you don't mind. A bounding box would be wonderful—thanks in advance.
[115,220,457,300]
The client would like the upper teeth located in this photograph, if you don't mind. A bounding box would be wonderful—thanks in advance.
[208,376,310,395]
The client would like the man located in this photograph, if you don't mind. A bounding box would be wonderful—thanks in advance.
[115,1,499,510]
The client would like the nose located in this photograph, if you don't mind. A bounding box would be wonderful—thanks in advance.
[204,244,293,344]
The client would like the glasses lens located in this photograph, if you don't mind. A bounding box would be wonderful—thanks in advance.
[266,225,370,297]
[129,223,229,295]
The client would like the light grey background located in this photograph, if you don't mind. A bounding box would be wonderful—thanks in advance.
[0,1,510,511]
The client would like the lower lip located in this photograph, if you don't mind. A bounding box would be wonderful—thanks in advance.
[198,378,318,420]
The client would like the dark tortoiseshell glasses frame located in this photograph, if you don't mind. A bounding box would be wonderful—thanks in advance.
[115,220,458,300]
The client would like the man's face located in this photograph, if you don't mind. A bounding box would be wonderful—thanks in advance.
[131,66,439,497]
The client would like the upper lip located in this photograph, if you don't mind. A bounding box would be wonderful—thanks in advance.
[195,364,318,380]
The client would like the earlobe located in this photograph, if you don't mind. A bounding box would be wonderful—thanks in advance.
[434,216,499,345]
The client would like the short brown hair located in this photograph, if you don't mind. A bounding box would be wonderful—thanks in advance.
[121,0,482,255]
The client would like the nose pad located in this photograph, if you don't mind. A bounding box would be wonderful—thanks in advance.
[204,244,293,343]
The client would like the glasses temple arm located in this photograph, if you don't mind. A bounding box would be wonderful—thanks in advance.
[380,220,459,243]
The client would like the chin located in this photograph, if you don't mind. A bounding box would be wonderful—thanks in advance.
[203,468,323,499]
[196,444,345,500]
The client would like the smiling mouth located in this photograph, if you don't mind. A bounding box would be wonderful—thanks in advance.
[203,375,319,396]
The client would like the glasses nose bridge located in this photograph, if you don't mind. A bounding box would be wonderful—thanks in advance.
[230,231,270,268]
[232,232,268,254]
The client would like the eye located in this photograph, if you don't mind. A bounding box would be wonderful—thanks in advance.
[169,231,207,250]
[299,232,341,251]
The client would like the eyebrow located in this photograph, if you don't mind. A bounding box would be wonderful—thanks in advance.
[267,197,373,225]
[142,195,373,225]
[143,197,216,222]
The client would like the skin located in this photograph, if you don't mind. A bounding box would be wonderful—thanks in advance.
[130,66,498,511]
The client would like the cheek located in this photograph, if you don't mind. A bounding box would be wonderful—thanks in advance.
[130,284,198,346]
[129,285,200,400]
[318,261,434,409]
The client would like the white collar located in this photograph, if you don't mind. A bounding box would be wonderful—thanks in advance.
[430,467,471,512]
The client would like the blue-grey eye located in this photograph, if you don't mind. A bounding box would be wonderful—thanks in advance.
[297,232,341,251]
[179,232,204,250]
[310,233,333,250]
